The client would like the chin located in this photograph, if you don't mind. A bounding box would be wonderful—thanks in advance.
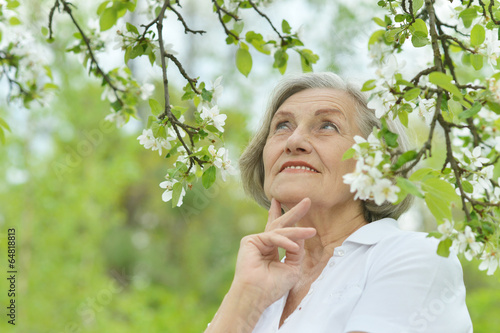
[269,187,314,206]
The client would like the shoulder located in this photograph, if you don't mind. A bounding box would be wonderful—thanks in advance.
[365,223,465,290]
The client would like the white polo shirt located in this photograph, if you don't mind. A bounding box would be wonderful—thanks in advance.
[252,218,473,333]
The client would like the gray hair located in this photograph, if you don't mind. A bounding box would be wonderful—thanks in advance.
[239,72,413,222]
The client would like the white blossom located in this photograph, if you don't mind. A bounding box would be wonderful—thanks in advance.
[483,29,500,68]
[367,90,397,118]
[105,111,126,127]
[137,128,172,156]
[200,106,227,132]
[209,145,236,181]
[437,219,457,240]
[140,83,155,100]
[138,129,156,149]
[478,251,499,275]
[159,179,186,206]
[417,98,435,126]
[462,146,489,168]
[453,226,483,261]
[371,178,400,205]
[211,76,224,103]
[487,77,500,103]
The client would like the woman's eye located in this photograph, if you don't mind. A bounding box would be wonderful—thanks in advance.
[321,122,338,131]
[275,121,290,131]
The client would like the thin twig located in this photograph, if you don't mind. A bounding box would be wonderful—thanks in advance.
[411,66,437,84]
[438,113,472,221]
[247,0,284,42]
[164,53,201,94]
[52,0,124,105]
[167,3,206,35]
[212,0,239,40]
[439,34,477,54]
[489,0,500,25]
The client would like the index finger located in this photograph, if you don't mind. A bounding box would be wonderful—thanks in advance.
[266,198,311,231]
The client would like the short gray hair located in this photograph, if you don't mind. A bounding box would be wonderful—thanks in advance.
[239,72,413,222]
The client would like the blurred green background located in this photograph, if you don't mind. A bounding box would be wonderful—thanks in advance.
[1,0,499,332]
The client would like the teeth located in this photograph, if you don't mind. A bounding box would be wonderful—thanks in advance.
[284,166,317,172]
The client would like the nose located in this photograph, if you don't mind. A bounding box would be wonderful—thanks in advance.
[285,127,312,155]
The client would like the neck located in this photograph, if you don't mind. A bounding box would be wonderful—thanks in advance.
[288,201,368,266]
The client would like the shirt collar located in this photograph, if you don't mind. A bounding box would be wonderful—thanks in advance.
[342,218,399,246]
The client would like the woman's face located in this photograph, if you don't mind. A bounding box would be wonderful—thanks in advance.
[263,88,364,211]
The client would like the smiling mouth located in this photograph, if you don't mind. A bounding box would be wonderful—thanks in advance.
[280,165,319,173]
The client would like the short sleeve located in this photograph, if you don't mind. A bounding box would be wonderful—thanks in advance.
[343,233,473,333]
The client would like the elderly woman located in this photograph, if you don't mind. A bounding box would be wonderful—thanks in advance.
[206,73,472,332]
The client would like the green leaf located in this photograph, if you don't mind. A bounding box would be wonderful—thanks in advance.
[361,79,377,92]
[429,72,468,106]
[245,31,270,55]
[146,115,156,129]
[368,30,385,46]
[43,83,58,90]
[298,49,318,73]
[171,106,187,119]
[273,48,288,74]
[398,109,409,127]
[397,177,424,198]
[462,180,474,194]
[385,27,403,42]
[412,18,428,36]
[403,87,421,101]
[97,1,110,15]
[392,150,417,170]
[447,99,463,117]
[470,24,485,46]
[458,102,482,119]
[149,99,162,116]
[201,88,213,102]
[437,238,452,257]
[412,0,424,13]
[342,147,356,161]
[171,182,183,208]
[459,8,477,28]
[373,17,387,27]
[9,16,21,25]
[99,7,118,31]
[282,19,291,34]
[233,21,244,35]
[236,44,252,77]
[126,22,139,35]
[422,178,460,221]
[7,0,20,9]
[470,54,484,71]
[202,165,217,189]
[409,167,434,182]
[411,35,429,47]
[0,117,11,132]
[0,127,4,144]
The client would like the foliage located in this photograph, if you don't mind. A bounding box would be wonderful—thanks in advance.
[342,0,500,275]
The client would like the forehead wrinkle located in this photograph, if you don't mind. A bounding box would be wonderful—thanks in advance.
[314,108,346,120]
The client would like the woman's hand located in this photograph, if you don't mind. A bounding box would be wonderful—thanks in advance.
[205,198,316,333]
[232,197,316,309]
